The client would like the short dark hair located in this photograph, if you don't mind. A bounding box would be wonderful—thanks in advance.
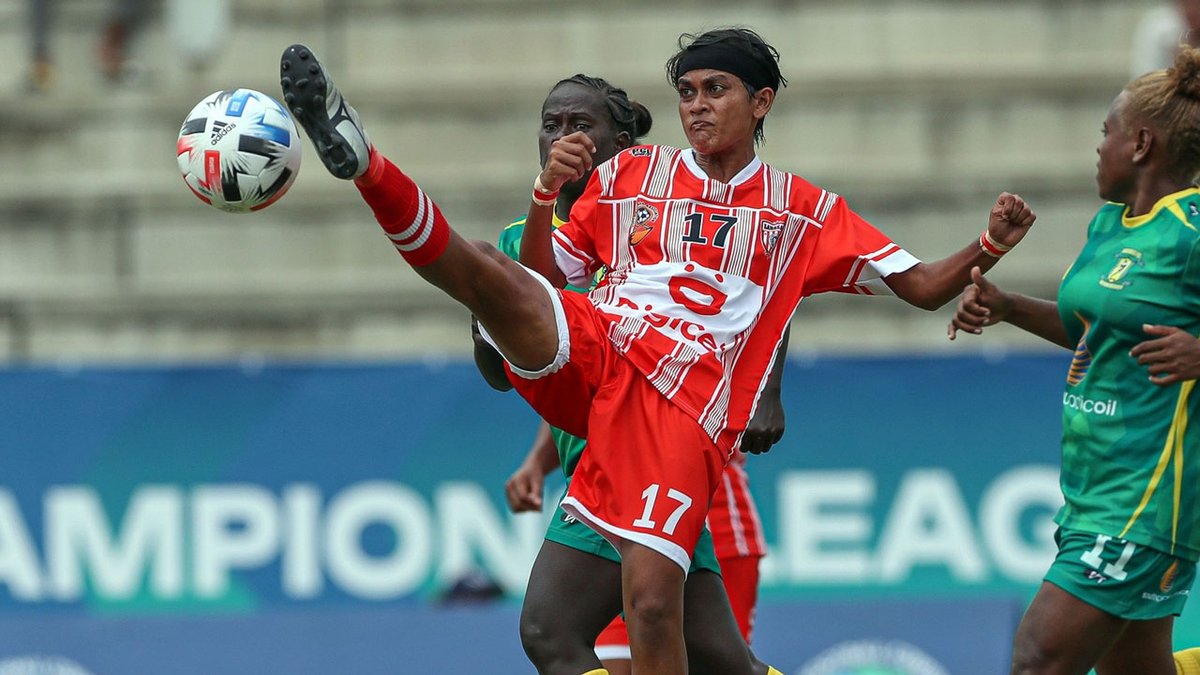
[664,27,787,144]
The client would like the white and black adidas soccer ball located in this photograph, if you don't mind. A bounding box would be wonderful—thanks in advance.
[176,88,301,213]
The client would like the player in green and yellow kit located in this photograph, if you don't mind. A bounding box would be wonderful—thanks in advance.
[949,47,1200,675]
[470,74,783,675]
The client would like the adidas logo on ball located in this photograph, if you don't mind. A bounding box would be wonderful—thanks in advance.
[209,120,237,146]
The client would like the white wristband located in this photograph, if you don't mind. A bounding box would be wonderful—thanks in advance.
[532,175,559,207]
[979,230,1013,257]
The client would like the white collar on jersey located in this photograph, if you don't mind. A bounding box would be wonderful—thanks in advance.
[680,148,763,187]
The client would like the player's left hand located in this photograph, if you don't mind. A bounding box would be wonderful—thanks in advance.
[985,192,1037,250]
[504,463,545,513]
[1131,324,1200,386]
[741,390,785,454]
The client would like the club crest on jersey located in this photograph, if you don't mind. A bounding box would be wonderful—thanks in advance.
[761,220,784,254]
[1099,247,1142,290]
[630,200,659,246]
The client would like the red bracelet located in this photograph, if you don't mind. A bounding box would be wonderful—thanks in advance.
[979,230,1012,258]
[532,175,559,207]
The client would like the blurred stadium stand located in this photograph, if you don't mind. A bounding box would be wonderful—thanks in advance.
[0,0,1162,364]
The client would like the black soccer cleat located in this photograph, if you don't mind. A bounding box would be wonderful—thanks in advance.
[280,44,371,180]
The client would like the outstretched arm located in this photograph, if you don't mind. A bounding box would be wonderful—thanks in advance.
[885,193,1037,310]
[504,421,561,513]
[948,266,1071,348]
[741,325,790,455]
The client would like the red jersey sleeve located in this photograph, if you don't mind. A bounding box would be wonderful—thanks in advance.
[802,196,919,297]
[551,170,604,288]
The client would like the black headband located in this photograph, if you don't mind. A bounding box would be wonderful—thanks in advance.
[673,43,777,92]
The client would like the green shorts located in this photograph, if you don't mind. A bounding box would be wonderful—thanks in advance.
[544,491,722,575]
[1045,527,1196,620]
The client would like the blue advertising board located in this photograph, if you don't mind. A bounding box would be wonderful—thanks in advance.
[0,353,1191,673]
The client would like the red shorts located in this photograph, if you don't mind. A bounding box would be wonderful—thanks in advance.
[709,457,767,560]
[718,554,761,643]
[507,291,727,571]
[593,616,631,662]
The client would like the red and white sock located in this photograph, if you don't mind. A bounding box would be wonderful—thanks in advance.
[354,150,450,267]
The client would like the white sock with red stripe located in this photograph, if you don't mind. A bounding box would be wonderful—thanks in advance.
[354,150,450,267]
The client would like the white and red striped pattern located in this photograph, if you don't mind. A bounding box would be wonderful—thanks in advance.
[553,145,918,451]
[708,454,767,559]
[387,188,437,254]
[355,154,450,267]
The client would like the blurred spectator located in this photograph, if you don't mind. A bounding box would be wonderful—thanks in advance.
[1130,0,1200,77]
[25,0,148,91]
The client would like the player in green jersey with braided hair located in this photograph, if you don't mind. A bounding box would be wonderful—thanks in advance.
[949,45,1200,675]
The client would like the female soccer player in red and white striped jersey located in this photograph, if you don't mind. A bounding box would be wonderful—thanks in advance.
[280,26,1034,673]
[475,72,779,675]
